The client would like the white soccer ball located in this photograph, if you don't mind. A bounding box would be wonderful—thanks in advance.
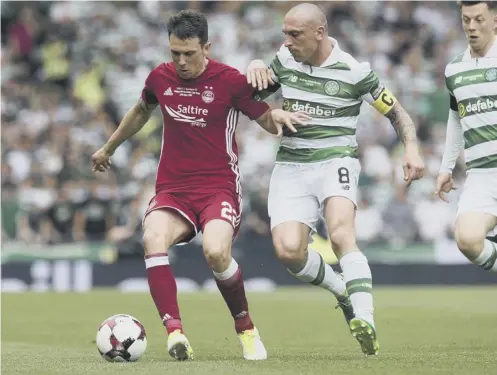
[96,314,147,362]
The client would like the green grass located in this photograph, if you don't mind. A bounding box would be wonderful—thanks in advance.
[2,287,497,375]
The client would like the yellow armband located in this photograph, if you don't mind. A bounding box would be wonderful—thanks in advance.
[371,88,397,115]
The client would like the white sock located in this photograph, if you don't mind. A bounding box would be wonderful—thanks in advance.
[474,240,497,272]
[339,251,374,327]
[145,254,169,268]
[291,249,347,299]
[212,258,239,280]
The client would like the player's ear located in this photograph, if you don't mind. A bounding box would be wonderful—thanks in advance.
[315,26,325,41]
[202,42,212,56]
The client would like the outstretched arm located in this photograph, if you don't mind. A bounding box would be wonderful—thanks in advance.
[255,110,278,134]
[92,97,157,172]
[93,71,159,173]
[228,68,309,136]
[256,109,310,136]
[102,98,157,154]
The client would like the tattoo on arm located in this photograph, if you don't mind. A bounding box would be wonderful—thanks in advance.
[384,102,418,144]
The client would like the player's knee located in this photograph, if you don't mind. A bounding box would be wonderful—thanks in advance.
[328,222,356,253]
[203,239,231,268]
[142,227,173,255]
[454,227,486,259]
[273,232,306,264]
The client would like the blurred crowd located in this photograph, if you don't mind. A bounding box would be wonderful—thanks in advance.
[1,1,470,253]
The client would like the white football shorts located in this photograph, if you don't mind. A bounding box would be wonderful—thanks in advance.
[268,157,361,234]
[457,169,497,235]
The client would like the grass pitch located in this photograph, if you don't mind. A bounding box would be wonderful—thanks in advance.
[2,287,496,375]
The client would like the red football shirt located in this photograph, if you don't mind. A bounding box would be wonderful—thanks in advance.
[141,60,270,194]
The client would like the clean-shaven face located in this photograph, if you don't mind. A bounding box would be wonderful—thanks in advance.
[461,2,497,53]
[169,35,210,80]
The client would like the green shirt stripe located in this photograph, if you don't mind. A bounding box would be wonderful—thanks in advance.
[446,68,491,93]
[466,154,497,169]
[463,124,497,148]
[282,125,356,139]
[356,71,380,97]
[323,62,351,71]
[273,63,359,99]
[276,146,358,163]
[270,55,284,76]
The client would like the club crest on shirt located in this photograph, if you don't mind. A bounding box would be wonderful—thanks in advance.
[485,68,497,82]
[202,86,215,103]
[324,80,340,96]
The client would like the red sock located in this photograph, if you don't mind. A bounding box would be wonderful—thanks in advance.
[214,262,254,334]
[145,253,183,335]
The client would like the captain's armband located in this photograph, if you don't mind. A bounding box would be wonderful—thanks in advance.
[371,87,398,115]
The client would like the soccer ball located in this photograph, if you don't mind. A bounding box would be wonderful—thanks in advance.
[96,314,147,362]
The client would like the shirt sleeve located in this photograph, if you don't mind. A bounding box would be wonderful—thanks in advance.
[439,94,464,174]
[141,70,159,105]
[356,62,397,115]
[228,69,270,120]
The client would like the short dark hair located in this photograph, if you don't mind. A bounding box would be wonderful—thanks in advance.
[459,1,497,10]
[167,10,208,45]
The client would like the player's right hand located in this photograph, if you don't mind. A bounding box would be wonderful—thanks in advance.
[433,172,455,202]
[247,59,274,91]
[92,147,113,173]
[270,109,311,137]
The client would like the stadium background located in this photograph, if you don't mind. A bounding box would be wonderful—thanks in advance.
[1,1,495,291]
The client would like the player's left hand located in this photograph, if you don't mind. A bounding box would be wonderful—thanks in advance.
[402,143,424,186]
[270,109,311,137]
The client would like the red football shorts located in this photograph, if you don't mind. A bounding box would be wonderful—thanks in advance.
[143,188,241,245]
